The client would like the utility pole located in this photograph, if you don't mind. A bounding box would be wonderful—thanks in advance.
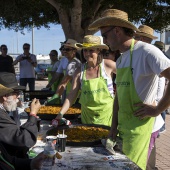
[32,23,34,54]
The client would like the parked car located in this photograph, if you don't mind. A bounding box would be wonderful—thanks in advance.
[34,64,51,80]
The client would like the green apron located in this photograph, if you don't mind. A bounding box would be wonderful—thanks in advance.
[47,65,61,104]
[47,66,61,92]
[116,39,155,170]
[79,63,114,127]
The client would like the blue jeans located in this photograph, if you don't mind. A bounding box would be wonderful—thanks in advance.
[20,78,35,91]
[160,110,166,132]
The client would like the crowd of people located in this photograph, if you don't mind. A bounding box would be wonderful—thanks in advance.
[0,8,170,170]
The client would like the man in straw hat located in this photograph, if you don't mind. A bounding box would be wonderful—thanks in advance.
[153,41,170,135]
[0,82,41,158]
[46,39,81,105]
[54,35,116,127]
[134,25,158,44]
[89,9,170,170]
[135,26,166,169]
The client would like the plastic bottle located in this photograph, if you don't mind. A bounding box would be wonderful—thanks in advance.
[41,140,56,170]
[19,91,24,102]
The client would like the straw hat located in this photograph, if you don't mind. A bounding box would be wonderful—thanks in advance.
[88,9,139,31]
[0,84,13,97]
[0,72,25,90]
[63,39,78,49]
[154,41,164,49]
[135,25,158,39]
[75,35,109,50]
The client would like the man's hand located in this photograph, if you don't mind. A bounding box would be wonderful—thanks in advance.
[134,103,160,119]
[30,98,41,115]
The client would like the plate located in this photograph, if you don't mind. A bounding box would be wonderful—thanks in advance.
[46,124,110,147]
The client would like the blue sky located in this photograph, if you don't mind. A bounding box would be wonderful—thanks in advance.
[0,23,160,56]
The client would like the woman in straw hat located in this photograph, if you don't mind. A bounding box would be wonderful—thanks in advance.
[54,35,116,127]
[89,9,170,170]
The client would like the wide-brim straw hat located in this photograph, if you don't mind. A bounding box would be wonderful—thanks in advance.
[154,41,164,49]
[75,35,109,50]
[135,25,158,39]
[88,9,139,31]
[63,39,78,49]
[0,72,25,90]
[0,84,13,97]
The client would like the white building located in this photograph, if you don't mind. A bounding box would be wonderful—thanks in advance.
[160,28,170,57]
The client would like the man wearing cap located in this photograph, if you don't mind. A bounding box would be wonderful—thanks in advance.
[46,39,81,105]
[89,9,170,170]
[0,75,41,158]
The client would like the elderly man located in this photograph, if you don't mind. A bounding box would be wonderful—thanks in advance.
[0,83,41,158]
[46,39,81,105]
[89,9,170,170]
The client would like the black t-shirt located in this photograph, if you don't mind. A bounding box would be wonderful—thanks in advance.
[0,55,14,73]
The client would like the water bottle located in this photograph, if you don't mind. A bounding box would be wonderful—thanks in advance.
[19,91,24,102]
[41,140,56,170]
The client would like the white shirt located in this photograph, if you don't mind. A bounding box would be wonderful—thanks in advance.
[17,54,37,78]
[56,57,68,73]
[117,41,170,132]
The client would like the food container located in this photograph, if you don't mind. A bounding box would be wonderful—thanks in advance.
[46,124,110,147]
[24,105,81,120]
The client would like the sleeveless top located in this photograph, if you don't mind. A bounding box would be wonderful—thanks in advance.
[80,59,114,97]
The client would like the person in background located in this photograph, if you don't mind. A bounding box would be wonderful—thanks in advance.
[102,48,120,95]
[46,41,68,104]
[154,41,170,134]
[134,25,164,168]
[0,45,15,74]
[89,9,170,169]
[55,35,116,127]
[13,43,37,91]
[0,83,41,158]
[46,50,61,92]
[134,25,157,44]
[46,39,81,104]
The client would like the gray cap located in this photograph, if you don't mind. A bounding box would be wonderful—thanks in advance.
[0,72,25,90]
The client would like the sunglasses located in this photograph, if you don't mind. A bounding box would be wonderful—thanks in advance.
[2,48,7,51]
[23,47,29,50]
[102,27,115,39]
[62,48,73,52]
[49,54,56,56]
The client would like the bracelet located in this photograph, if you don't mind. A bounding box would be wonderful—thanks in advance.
[30,113,38,118]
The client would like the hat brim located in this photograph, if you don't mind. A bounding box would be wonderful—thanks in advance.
[75,43,109,50]
[0,85,13,97]
[88,17,140,31]
[135,32,158,39]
